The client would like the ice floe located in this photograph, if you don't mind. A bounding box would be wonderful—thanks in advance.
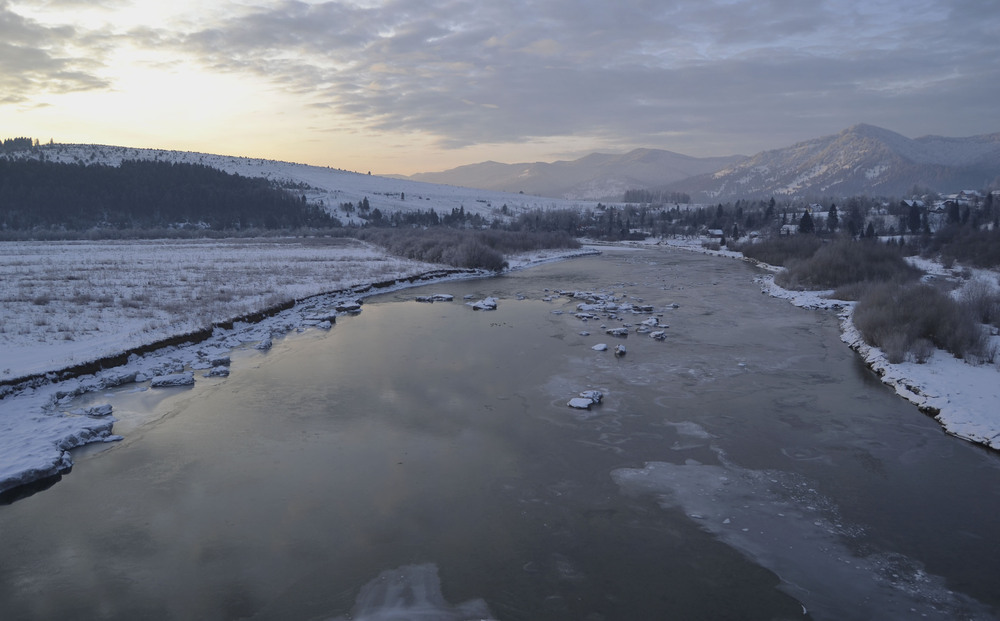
[328,563,496,621]
[612,440,996,620]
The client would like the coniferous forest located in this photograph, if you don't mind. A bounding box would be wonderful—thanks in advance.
[0,159,338,231]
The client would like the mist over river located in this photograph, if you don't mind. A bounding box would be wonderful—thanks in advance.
[1,248,998,620]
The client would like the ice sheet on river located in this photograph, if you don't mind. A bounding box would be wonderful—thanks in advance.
[327,563,496,621]
[611,429,995,621]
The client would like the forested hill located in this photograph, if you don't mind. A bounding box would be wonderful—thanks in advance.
[0,159,339,231]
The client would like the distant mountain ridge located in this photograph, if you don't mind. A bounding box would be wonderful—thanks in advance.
[407,125,1000,202]
[666,124,1000,201]
[407,149,747,200]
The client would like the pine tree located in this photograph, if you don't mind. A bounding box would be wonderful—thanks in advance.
[799,211,815,234]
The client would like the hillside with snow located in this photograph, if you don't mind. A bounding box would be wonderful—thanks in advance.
[1,144,602,226]
[668,124,1000,201]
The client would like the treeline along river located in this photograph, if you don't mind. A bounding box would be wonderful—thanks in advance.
[1,248,998,620]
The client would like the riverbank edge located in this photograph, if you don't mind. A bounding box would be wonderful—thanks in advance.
[649,237,1000,452]
[0,247,600,499]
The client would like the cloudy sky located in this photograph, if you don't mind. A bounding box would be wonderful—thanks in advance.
[3,0,999,174]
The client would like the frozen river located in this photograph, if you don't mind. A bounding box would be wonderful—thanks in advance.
[1,248,999,620]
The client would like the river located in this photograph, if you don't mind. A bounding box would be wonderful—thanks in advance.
[1,247,998,620]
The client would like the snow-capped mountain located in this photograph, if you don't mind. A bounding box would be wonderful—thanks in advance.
[2,144,600,225]
[669,124,1000,201]
[406,149,746,200]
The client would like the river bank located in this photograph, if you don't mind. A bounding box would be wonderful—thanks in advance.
[654,236,1000,451]
[0,238,595,499]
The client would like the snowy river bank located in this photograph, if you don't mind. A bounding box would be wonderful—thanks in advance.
[4,233,999,501]
[649,237,1000,452]
[0,238,594,498]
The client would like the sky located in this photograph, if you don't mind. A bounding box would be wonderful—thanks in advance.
[2,0,999,175]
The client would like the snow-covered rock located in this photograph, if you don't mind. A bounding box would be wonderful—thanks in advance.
[415,293,454,303]
[336,301,362,314]
[468,297,498,311]
[650,330,667,341]
[606,327,629,337]
[579,390,603,404]
[70,404,113,417]
[567,397,594,410]
[255,337,273,351]
[592,343,608,351]
[149,372,195,388]
[205,366,230,378]
[614,344,627,357]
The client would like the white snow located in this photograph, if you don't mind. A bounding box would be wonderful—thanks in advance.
[0,238,442,381]
[568,397,594,409]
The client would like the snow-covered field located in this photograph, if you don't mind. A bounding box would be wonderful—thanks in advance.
[653,236,1000,451]
[0,237,444,380]
[0,237,593,497]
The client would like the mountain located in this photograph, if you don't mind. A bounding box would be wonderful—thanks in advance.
[407,149,747,200]
[667,124,1000,202]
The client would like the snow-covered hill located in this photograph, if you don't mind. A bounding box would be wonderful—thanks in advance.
[669,124,1000,201]
[3,144,602,225]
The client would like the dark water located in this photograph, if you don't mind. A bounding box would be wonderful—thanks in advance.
[2,248,999,620]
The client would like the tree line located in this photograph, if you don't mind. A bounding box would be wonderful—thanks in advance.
[0,159,339,231]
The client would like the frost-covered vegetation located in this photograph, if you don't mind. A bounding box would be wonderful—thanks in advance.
[773,240,921,291]
[736,236,823,267]
[853,282,997,363]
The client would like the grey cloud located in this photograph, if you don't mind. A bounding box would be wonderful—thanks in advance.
[0,2,110,103]
[151,0,1000,153]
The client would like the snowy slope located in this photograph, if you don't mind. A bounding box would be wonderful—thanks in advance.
[669,124,1000,200]
[3,144,603,225]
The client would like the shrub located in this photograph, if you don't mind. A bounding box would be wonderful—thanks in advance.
[353,228,575,272]
[738,236,822,267]
[854,282,988,362]
[775,239,921,290]
[959,277,1000,327]
[926,226,1000,269]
